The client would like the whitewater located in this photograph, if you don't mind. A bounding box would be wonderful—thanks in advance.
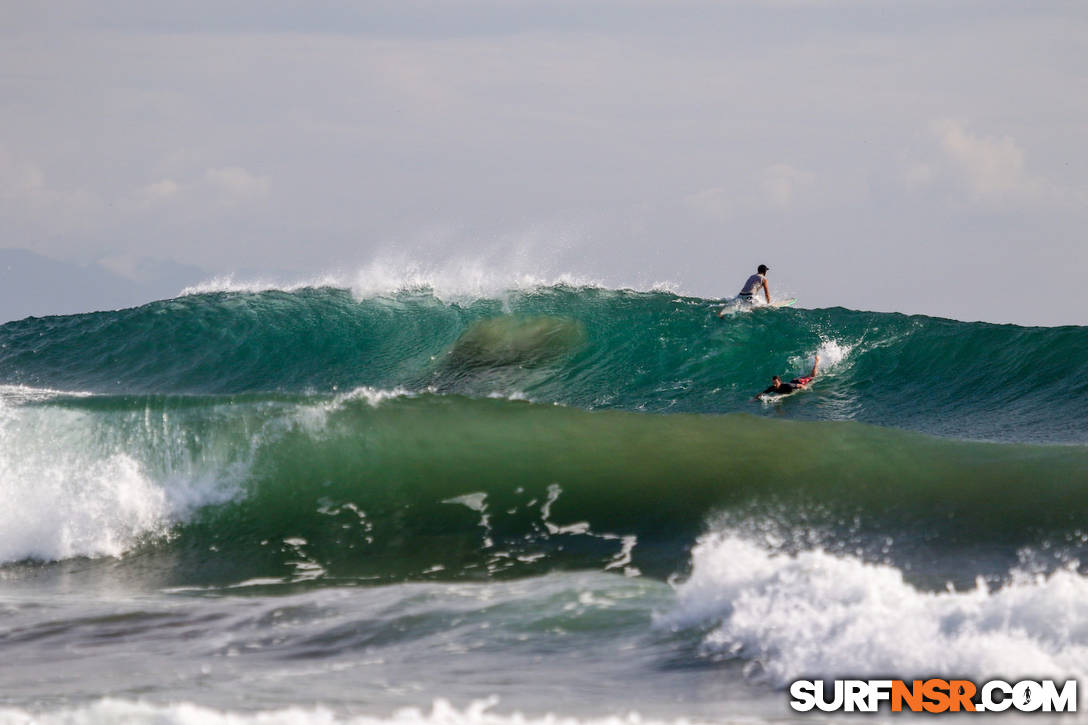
[1,279,1086,723]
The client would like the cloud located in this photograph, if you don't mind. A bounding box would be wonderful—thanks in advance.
[142,179,180,200]
[127,168,269,210]
[0,148,47,199]
[903,161,936,191]
[0,147,104,231]
[686,163,817,220]
[903,119,1088,211]
[117,178,182,214]
[128,179,183,208]
[931,119,1036,201]
[684,186,735,221]
[204,166,270,203]
[760,163,815,208]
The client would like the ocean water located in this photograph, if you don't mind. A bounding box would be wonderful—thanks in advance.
[1,281,1087,724]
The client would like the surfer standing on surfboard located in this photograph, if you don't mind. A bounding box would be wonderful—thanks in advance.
[739,264,771,304]
[754,355,819,400]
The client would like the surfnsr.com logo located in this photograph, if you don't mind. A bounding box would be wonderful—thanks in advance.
[789,679,1077,713]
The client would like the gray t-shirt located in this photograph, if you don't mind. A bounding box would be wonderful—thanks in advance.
[740,274,765,296]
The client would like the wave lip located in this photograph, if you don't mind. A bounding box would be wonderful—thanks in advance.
[662,532,1088,686]
[178,259,622,305]
[179,272,347,297]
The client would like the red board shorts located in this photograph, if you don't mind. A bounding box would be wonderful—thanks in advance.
[790,376,814,387]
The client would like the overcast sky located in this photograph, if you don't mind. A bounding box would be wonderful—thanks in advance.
[2,1,1086,325]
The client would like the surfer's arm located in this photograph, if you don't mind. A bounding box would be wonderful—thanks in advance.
[762,278,770,303]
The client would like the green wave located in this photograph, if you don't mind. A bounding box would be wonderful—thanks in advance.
[7,392,1085,584]
[2,286,1086,443]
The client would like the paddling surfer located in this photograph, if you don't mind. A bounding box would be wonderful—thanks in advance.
[755,355,819,400]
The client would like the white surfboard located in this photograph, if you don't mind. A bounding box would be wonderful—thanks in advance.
[718,297,797,316]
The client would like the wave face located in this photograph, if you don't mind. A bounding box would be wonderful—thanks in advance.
[0,284,1086,585]
[6,391,1086,572]
[2,286,1086,442]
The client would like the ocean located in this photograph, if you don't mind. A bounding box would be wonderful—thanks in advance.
[1,281,1087,723]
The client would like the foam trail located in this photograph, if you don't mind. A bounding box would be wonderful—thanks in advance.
[0,699,714,725]
[0,385,92,403]
[661,532,1088,686]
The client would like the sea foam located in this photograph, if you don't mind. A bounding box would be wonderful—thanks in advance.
[0,384,433,564]
[661,532,1088,685]
[0,391,240,564]
[0,698,710,725]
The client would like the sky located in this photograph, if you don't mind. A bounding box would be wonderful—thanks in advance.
[1,1,1086,325]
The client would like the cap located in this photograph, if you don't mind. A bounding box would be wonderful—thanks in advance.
[757,264,769,274]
